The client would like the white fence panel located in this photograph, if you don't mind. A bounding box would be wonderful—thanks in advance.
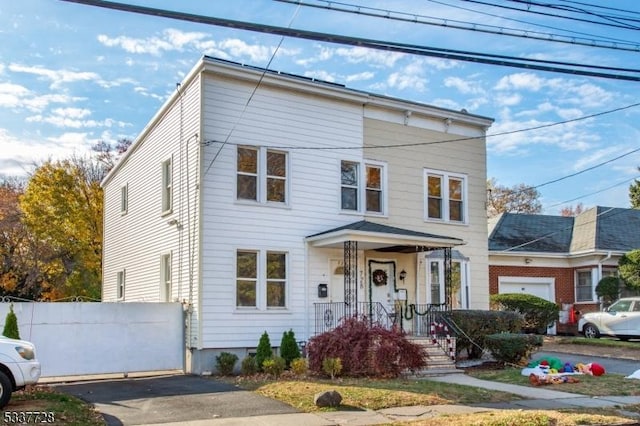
[0,302,184,378]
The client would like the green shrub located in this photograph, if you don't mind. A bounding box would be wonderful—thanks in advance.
[2,304,20,340]
[490,293,559,334]
[322,357,342,379]
[290,357,308,376]
[449,310,523,359]
[255,331,273,372]
[262,356,286,378]
[240,355,257,376]
[596,276,621,306]
[215,352,238,376]
[485,333,543,365]
[279,329,301,369]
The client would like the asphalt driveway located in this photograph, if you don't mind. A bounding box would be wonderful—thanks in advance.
[54,374,299,426]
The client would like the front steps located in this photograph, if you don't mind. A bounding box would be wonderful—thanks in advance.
[409,337,462,376]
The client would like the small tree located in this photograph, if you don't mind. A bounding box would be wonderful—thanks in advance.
[2,304,20,340]
[596,276,621,306]
[279,329,300,369]
[255,331,272,372]
[619,250,640,292]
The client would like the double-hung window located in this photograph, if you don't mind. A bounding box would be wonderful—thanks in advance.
[237,146,288,204]
[161,157,172,214]
[425,169,467,223]
[575,270,594,302]
[236,250,287,309]
[120,183,128,215]
[340,160,386,215]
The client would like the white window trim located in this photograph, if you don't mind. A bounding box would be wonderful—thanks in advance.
[117,269,126,301]
[575,268,597,303]
[235,146,290,206]
[161,156,173,215]
[120,183,128,215]
[423,169,468,224]
[160,252,172,302]
[339,159,388,216]
[235,249,289,311]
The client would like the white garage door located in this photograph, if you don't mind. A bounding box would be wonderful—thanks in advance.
[498,276,556,334]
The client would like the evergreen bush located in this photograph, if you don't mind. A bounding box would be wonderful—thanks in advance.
[2,304,20,340]
[596,276,621,306]
[215,352,238,376]
[490,293,559,334]
[240,355,257,376]
[279,329,300,369]
[449,310,523,359]
[255,331,272,372]
[485,333,543,365]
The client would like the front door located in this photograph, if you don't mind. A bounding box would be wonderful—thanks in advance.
[368,260,395,313]
[329,259,345,303]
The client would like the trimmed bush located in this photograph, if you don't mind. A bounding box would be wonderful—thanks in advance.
[490,293,559,334]
[255,331,272,372]
[485,333,543,365]
[279,329,301,369]
[262,356,286,378]
[290,357,308,376]
[215,352,238,376]
[240,355,257,376]
[449,310,523,359]
[322,357,342,379]
[596,276,621,306]
[2,304,20,340]
[307,316,426,378]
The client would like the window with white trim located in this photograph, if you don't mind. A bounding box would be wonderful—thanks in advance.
[161,158,172,214]
[425,170,467,223]
[575,269,593,302]
[120,183,128,215]
[117,269,126,300]
[340,160,386,214]
[160,253,172,302]
[237,146,288,204]
[236,250,287,309]
[427,258,467,309]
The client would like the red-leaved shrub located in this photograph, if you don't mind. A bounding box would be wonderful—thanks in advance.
[307,316,427,378]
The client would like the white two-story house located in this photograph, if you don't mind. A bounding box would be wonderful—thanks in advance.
[102,56,493,373]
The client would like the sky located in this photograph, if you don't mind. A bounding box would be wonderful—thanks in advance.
[1,0,640,214]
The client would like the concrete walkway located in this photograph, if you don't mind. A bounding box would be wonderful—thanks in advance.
[138,373,640,426]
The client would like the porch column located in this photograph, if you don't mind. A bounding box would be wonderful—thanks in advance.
[444,246,452,310]
[344,240,358,316]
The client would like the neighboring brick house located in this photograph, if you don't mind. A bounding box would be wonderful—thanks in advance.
[488,206,640,333]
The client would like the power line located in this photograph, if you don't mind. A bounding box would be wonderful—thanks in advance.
[507,0,640,27]
[559,0,640,17]
[276,0,640,52]
[58,0,640,81]
[460,0,640,30]
[546,175,640,210]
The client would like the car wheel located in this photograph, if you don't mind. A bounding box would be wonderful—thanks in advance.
[0,371,13,408]
[583,323,600,339]
[619,336,631,341]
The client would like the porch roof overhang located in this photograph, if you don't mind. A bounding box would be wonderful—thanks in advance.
[305,220,466,252]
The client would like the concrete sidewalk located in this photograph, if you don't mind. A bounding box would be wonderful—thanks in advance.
[139,373,640,426]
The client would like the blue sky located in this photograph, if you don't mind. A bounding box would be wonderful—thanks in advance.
[1,0,640,214]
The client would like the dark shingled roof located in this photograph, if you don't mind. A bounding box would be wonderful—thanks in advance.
[489,207,640,253]
[307,220,463,243]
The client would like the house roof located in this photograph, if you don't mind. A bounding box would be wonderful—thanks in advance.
[489,206,640,254]
[306,220,465,252]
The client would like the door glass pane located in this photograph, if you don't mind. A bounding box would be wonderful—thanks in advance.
[430,261,441,304]
[451,261,462,309]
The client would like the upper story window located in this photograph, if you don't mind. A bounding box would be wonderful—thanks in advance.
[340,160,386,215]
[237,146,287,204]
[120,183,128,215]
[425,169,467,223]
[161,157,172,214]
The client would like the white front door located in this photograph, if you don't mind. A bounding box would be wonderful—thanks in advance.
[329,259,345,303]
[369,260,395,312]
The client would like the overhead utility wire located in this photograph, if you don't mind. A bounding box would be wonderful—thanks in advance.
[546,175,640,209]
[559,0,640,17]
[507,0,640,26]
[460,0,640,30]
[427,0,636,44]
[59,0,640,81]
[276,0,640,52]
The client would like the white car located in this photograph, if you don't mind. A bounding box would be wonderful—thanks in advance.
[578,297,640,340]
[0,336,41,408]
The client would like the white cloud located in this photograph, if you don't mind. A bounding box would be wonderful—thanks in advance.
[9,63,99,90]
[26,107,129,129]
[495,93,522,107]
[495,73,544,91]
[303,70,336,82]
[335,46,404,67]
[387,60,427,91]
[346,71,375,83]
[443,77,484,95]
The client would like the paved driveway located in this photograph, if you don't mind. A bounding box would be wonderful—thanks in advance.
[54,374,299,426]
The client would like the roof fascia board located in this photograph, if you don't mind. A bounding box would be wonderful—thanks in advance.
[306,229,465,248]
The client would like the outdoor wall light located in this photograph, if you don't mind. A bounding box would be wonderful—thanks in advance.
[399,270,407,282]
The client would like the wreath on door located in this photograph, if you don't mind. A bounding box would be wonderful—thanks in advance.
[372,269,388,286]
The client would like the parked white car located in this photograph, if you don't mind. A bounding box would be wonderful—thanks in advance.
[578,297,640,340]
[0,336,41,408]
